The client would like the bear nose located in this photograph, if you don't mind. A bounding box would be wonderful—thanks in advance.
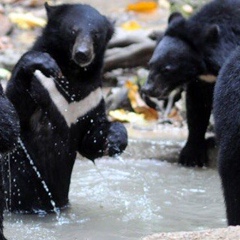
[74,49,90,63]
[141,82,153,96]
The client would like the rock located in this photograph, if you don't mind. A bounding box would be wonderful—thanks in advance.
[143,226,240,240]
[0,13,12,36]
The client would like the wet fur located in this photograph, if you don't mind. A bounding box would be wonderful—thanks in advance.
[4,3,127,213]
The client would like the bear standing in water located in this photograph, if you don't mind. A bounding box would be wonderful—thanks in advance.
[142,0,240,226]
[0,84,20,239]
[142,0,240,167]
[4,3,128,213]
[214,48,240,226]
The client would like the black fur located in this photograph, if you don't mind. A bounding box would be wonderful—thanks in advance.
[0,84,19,240]
[142,0,240,167]
[214,47,240,226]
[4,3,127,213]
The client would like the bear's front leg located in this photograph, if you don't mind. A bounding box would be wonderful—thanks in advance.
[78,111,128,161]
[213,49,240,225]
[179,80,214,167]
[106,122,128,157]
[11,50,61,87]
[0,85,19,153]
[6,50,62,125]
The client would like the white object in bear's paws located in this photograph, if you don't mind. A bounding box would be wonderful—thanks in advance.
[34,70,103,127]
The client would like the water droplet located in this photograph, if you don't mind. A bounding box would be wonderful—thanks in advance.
[17,138,60,216]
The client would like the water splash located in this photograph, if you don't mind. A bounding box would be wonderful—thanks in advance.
[7,153,12,211]
[115,155,153,219]
[52,77,75,102]
[17,137,60,218]
[92,160,133,214]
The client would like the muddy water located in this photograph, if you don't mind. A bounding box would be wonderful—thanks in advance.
[4,147,225,240]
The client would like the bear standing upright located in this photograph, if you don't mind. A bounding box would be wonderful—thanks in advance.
[142,0,240,167]
[4,3,128,213]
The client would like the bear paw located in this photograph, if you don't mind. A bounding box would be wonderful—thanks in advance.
[107,122,128,157]
[179,141,209,167]
[20,50,62,80]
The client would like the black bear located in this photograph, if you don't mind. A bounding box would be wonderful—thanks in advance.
[0,84,20,239]
[142,0,240,167]
[3,3,128,214]
[214,48,240,226]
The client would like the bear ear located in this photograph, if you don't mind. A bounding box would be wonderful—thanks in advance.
[44,2,56,18]
[204,24,220,43]
[168,12,184,24]
[106,18,115,42]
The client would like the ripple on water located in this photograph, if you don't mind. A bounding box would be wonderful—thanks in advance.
[4,158,226,240]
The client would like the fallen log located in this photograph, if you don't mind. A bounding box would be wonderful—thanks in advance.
[104,28,163,71]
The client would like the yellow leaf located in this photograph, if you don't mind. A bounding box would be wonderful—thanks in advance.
[121,20,142,31]
[9,12,46,30]
[125,81,141,109]
[127,1,158,13]
[109,109,145,123]
[125,80,158,121]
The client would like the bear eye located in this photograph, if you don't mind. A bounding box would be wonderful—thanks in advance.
[71,29,76,35]
[93,32,100,39]
[162,65,175,73]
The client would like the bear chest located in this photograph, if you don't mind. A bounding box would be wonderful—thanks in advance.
[199,74,217,83]
[34,70,103,127]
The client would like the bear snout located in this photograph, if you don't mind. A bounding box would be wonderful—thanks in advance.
[141,81,155,96]
[72,38,95,67]
[142,74,166,99]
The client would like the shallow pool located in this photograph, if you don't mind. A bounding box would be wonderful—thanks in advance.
[4,153,225,240]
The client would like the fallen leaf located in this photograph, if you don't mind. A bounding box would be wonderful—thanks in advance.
[125,81,142,110]
[121,20,142,31]
[9,12,46,30]
[125,80,158,120]
[127,1,158,13]
[109,109,145,123]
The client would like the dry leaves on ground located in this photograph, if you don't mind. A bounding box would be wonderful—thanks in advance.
[126,1,158,13]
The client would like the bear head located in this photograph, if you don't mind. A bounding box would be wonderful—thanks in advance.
[44,3,114,68]
[142,12,220,99]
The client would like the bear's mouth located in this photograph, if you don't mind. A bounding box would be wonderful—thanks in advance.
[141,81,170,100]
[72,38,95,68]
[72,52,95,68]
